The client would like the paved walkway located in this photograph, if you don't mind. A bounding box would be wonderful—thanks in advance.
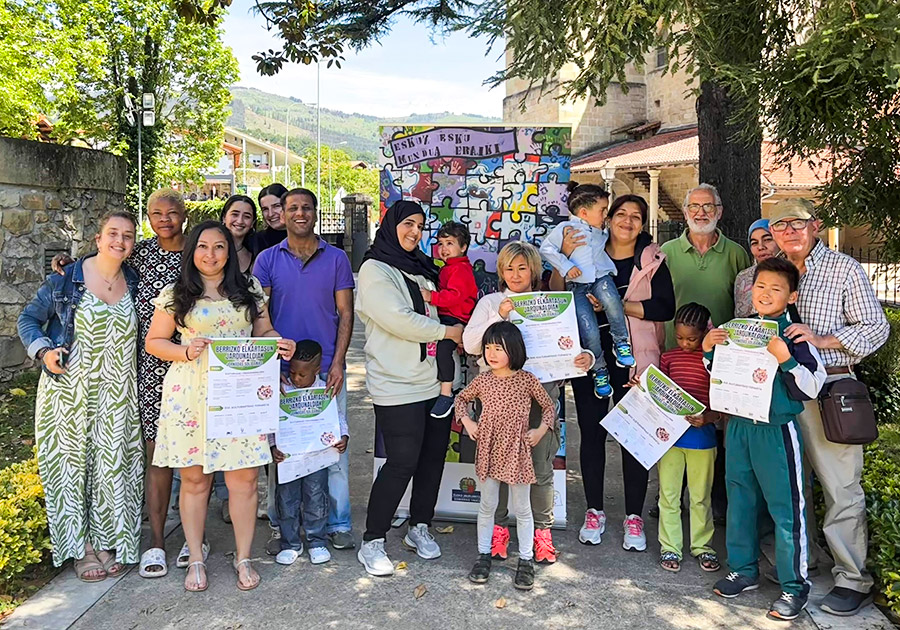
[6,322,891,629]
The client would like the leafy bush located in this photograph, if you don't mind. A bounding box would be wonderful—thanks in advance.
[858,307,900,424]
[184,199,225,227]
[862,431,900,616]
[0,456,50,591]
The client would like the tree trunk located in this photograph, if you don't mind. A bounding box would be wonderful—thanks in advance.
[697,80,761,243]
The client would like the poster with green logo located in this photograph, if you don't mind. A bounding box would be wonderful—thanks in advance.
[206,337,281,439]
[507,291,586,383]
[601,365,705,469]
[709,318,780,423]
[276,387,342,484]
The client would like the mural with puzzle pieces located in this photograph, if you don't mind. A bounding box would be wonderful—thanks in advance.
[379,125,573,294]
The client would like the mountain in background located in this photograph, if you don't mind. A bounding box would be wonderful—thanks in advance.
[227,86,501,163]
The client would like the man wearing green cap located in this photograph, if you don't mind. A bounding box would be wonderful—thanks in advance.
[770,197,889,616]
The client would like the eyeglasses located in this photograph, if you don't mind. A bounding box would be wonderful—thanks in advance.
[769,219,811,232]
[685,203,721,215]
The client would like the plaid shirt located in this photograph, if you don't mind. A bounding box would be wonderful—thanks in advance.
[796,240,889,367]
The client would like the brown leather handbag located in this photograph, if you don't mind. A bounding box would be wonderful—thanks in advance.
[818,378,879,445]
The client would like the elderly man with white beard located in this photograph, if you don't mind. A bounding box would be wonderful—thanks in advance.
[660,183,751,523]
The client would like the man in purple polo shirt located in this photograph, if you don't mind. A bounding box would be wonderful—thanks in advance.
[254,187,356,553]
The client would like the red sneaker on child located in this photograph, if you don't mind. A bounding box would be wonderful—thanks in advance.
[490,525,509,560]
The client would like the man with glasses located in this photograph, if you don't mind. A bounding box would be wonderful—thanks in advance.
[770,198,888,616]
[661,184,752,524]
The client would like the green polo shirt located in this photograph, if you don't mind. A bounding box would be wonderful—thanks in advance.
[660,229,751,348]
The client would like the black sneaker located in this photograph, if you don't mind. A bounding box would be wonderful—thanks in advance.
[713,572,759,598]
[468,553,492,584]
[430,395,454,419]
[514,558,535,591]
[819,586,874,616]
[767,592,808,621]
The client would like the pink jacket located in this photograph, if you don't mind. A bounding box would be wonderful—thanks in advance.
[623,241,667,376]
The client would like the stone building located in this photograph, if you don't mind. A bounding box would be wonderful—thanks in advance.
[0,137,126,381]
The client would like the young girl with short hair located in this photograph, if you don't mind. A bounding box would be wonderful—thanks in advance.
[454,322,556,591]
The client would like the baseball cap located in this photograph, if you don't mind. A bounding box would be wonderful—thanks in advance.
[769,198,816,224]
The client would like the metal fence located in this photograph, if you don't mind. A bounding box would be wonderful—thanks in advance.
[840,246,900,307]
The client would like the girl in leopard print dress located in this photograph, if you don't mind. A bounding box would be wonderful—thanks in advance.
[454,322,555,591]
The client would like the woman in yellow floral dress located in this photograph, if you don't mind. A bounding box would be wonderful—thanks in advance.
[146,221,295,592]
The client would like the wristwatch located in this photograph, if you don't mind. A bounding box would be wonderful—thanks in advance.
[36,347,50,362]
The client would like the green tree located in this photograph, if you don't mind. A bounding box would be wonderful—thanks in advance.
[0,0,237,212]
[186,0,900,253]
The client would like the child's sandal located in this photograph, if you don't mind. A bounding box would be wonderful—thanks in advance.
[697,552,720,572]
[659,551,681,572]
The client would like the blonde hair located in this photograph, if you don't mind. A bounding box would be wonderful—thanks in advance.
[496,241,542,292]
[147,188,185,214]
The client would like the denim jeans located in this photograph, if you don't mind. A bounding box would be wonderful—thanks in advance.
[277,468,329,550]
[569,274,628,371]
[323,371,352,533]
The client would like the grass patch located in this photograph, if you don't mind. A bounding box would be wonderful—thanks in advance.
[0,371,38,468]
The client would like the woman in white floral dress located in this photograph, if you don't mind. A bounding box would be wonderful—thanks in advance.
[146,221,295,592]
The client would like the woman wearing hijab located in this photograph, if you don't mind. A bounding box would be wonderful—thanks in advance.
[355,200,464,577]
[733,219,780,318]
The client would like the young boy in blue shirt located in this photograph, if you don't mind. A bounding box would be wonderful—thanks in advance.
[703,257,826,621]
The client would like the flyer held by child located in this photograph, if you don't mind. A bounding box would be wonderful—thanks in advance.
[600,365,706,469]
[276,386,342,484]
[206,337,281,439]
[708,318,779,423]
[506,291,586,383]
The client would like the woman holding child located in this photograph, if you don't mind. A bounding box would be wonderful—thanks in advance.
[355,200,464,577]
[146,220,295,592]
[463,241,595,565]
[550,192,675,552]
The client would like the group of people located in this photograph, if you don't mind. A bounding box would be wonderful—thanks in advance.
[16,177,888,621]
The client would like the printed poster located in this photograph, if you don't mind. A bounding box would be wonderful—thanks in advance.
[507,291,586,383]
[277,387,342,454]
[205,337,280,439]
[709,318,780,423]
[601,365,706,470]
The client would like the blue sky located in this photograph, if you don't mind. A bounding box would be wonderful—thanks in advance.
[222,1,505,118]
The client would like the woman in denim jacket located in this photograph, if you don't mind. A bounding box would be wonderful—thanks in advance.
[17,211,143,582]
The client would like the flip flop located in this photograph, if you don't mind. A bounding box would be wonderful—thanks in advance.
[184,561,208,592]
[74,553,107,582]
[139,547,168,578]
[659,551,682,573]
[176,540,209,569]
[233,558,260,591]
[698,552,721,572]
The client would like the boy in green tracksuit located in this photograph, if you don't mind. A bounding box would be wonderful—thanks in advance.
[703,257,826,622]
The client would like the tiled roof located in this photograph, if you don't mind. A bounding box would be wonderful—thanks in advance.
[573,126,832,190]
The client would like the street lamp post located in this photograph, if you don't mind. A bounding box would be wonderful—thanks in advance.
[124,91,156,236]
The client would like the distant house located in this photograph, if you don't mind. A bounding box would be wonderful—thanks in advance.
[193,127,307,198]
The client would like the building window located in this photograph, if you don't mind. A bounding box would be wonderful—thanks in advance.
[655,47,668,69]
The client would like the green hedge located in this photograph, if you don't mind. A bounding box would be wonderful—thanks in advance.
[0,455,49,592]
[858,307,900,424]
[184,199,225,227]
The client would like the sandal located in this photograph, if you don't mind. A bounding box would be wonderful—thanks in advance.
[96,550,126,577]
[139,547,168,578]
[74,552,107,582]
[659,551,681,573]
[233,558,260,591]
[184,561,208,592]
[697,551,721,572]
[176,540,209,569]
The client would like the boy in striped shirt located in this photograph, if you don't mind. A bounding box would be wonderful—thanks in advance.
[705,257,826,621]
[657,303,721,575]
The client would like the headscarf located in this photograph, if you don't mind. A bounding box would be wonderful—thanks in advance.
[363,200,439,361]
[747,218,770,243]
[364,200,439,283]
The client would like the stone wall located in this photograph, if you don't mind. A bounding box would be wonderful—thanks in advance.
[0,137,127,381]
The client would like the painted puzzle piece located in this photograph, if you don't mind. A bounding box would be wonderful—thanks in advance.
[497,154,548,185]
[431,173,466,209]
[504,182,539,221]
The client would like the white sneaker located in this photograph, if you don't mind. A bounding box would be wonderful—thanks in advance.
[402,523,441,559]
[623,514,647,551]
[358,538,394,576]
[578,508,606,545]
[275,549,300,565]
[309,546,331,564]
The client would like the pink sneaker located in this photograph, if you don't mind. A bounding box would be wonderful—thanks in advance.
[578,508,606,545]
[533,528,557,564]
[491,525,509,560]
[623,514,647,551]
